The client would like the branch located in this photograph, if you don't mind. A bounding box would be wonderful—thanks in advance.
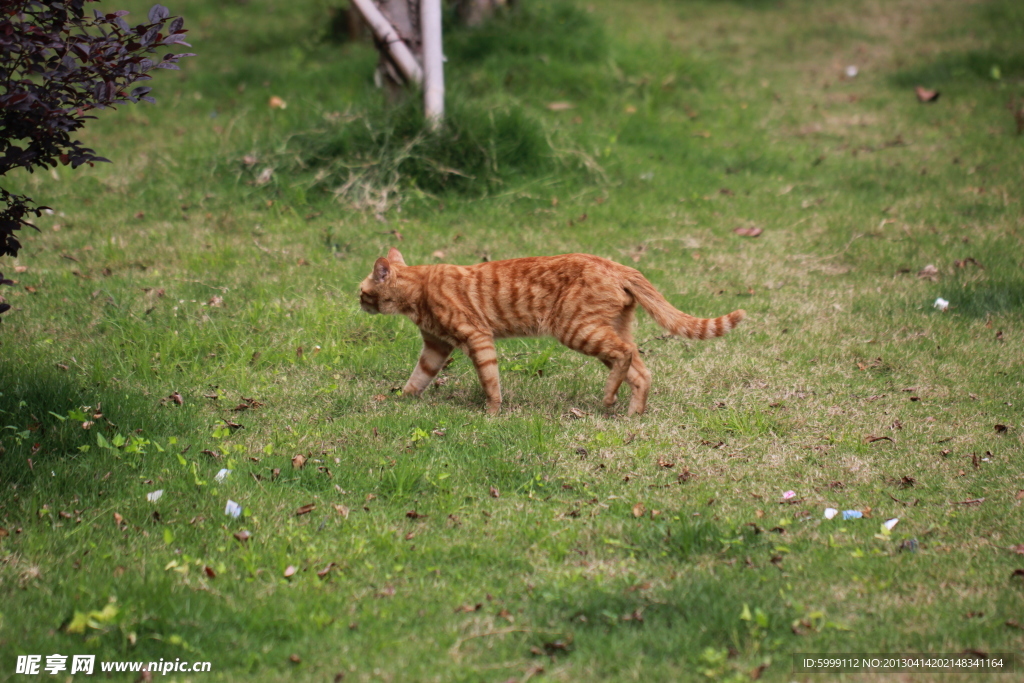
[349,0,424,85]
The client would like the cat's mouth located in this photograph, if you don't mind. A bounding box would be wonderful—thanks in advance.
[360,292,380,313]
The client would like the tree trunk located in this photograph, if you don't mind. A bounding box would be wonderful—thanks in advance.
[350,0,447,122]
[375,0,421,101]
[421,0,444,129]
[350,0,423,102]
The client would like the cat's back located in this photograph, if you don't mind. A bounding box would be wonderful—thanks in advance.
[423,253,624,294]
[416,254,631,337]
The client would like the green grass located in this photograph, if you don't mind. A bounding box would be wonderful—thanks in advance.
[1,0,1023,680]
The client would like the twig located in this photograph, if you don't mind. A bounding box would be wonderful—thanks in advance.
[173,278,230,292]
[252,239,273,255]
[790,233,863,263]
[449,628,535,659]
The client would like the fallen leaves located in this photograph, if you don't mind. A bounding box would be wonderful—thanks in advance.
[294,504,316,516]
[545,101,574,111]
[733,225,762,238]
[917,264,939,281]
[159,391,184,406]
[291,453,306,469]
[268,95,287,109]
[489,485,500,499]
[954,257,983,269]
[915,86,940,103]
[865,435,894,444]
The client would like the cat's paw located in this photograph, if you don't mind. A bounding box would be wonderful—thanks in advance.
[485,401,502,415]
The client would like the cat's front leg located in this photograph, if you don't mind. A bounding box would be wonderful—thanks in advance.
[403,332,453,397]
[464,334,502,415]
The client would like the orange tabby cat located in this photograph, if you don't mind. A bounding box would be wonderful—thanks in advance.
[360,248,745,415]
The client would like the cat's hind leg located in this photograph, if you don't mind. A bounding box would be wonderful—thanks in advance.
[563,324,634,410]
[403,332,454,397]
[611,305,649,415]
[625,354,651,415]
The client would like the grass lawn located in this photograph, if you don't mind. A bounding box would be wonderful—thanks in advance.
[1,0,1023,680]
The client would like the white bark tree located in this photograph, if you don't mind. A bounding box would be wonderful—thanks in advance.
[350,0,444,127]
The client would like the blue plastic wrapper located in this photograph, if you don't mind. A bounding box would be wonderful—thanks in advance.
[841,510,863,520]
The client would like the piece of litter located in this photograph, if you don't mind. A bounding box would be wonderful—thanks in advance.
[146,490,164,503]
[883,518,899,531]
[845,65,858,78]
[824,508,838,520]
[934,297,949,311]
[225,499,242,518]
[842,510,863,520]
[783,490,796,499]
[899,538,919,553]
[215,468,231,483]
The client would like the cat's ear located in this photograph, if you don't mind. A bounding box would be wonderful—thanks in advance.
[373,257,391,283]
[387,247,407,266]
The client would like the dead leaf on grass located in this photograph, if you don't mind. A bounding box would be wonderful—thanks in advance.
[915,86,940,103]
[733,226,762,237]
[632,502,646,518]
[295,504,316,516]
[292,453,306,469]
[160,391,184,406]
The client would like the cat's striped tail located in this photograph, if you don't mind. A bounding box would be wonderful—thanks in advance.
[626,273,745,340]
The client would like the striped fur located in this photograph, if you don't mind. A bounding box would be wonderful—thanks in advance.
[360,248,745,415]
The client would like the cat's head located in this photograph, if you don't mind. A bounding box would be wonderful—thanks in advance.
[359,247,407,315]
